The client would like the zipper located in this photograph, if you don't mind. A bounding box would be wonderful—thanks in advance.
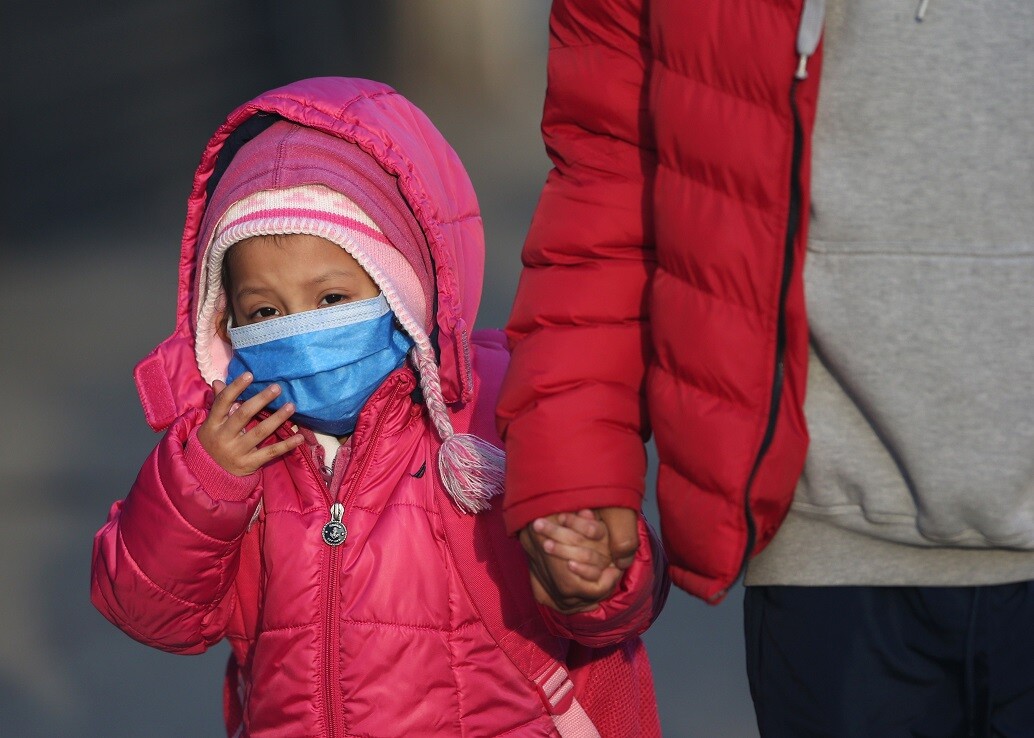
[318,379,406,738]
[724,70,808,599]
[292,440,344,738]
[321,517,343,738]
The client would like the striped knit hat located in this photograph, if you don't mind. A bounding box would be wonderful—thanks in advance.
[195,183,428,367]
[192,122,502,513]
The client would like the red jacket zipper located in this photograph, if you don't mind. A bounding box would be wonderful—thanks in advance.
[729,66,808,599]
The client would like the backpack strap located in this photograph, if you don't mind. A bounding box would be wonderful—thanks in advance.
[439,331,600,736]
[437,489,600,737]
[535,662,601,737]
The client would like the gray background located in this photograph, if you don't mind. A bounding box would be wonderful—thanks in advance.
[0,2,758,735]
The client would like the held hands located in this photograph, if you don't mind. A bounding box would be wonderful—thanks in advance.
[519,506,639,614]
[196,373,304,476]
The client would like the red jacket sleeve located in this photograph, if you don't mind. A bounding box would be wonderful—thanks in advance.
[90,408,260,654]
[538,516,669,647]
[497,0,657,534]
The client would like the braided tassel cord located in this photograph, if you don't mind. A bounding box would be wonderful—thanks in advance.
[408,337,505,514]
[438,432,505,513]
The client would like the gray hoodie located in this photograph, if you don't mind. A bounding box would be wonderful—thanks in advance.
[747,0,1034,586]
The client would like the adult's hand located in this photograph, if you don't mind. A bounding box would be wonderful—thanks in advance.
[520,506,639,613]
[598,506,639,570]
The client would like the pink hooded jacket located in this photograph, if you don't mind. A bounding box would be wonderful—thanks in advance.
[91,78,667,738]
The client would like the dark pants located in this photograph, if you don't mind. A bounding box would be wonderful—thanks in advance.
[744,583,1034,738]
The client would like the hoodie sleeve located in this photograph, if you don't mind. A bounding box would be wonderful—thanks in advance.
[539,516,669,647]
[497,0,657,534]
[91,408,261,654]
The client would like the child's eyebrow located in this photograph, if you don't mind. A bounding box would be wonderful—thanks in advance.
[309,269,364,285]
[234,285,272,300]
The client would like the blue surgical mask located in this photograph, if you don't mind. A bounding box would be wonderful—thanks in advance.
[226,294,413,436]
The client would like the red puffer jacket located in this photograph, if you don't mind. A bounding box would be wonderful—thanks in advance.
[92,78,667,738]
[498,0,823,602]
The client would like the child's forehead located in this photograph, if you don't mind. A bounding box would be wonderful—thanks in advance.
[224,234,369,278]
[226,233,294,260]
[228,233,343,260]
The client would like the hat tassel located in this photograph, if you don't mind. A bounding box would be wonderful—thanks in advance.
[438,432,504,513]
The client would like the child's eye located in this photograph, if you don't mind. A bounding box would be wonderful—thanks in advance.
[320,294,347,306]
[250,306,280,320]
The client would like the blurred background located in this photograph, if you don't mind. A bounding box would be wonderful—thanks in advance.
[0,2,758,735]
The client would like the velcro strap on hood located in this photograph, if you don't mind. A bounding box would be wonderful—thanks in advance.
[135,350,179,432]
[134,334,211,432]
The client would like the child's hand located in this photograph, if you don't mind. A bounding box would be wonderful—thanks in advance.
[521,509,625,613]
[196,373,304,476]
[537,510,614,581]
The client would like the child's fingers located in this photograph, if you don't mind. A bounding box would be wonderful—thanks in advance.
[227,383,282,433]
[542,538,611,569]
[592,565,624,594]
[520,526,613,612]
[532,516,595,548]
[559,560,623,597]
[211,373,253,416]
[244,402,296,446]
[571,561,623,589]
[252,432,304,465]
[528,562,602,614]
[566,559,609,583]
[556,510,606,541]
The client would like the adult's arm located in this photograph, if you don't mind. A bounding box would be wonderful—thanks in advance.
[498,0,656,534]
[91,408,260,653]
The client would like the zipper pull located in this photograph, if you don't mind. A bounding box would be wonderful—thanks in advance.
[322,502,347,546]
[795,0,825,81]
[795,54,810,80]
[916,0,930,22]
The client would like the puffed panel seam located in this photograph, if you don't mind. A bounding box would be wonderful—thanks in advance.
[654,260,771,320]
[116,526,214,610]
[651,348,763,412]
[248,620,320,635]
[102,603,198,655]
[350,500,440,516]
[652,49,788,117]
[543,126,656,163]
[106,528,229,652]
[340,618,481,633]
[655,157,773,218]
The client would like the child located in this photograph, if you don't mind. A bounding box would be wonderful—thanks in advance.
[91,78,668,738]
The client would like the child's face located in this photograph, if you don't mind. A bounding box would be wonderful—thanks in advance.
[223,234,380,327]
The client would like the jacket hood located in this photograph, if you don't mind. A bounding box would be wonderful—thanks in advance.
[135,78,485,431]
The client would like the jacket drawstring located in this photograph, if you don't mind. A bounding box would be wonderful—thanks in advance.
[798,0,926,79]
[796,0,827,79]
